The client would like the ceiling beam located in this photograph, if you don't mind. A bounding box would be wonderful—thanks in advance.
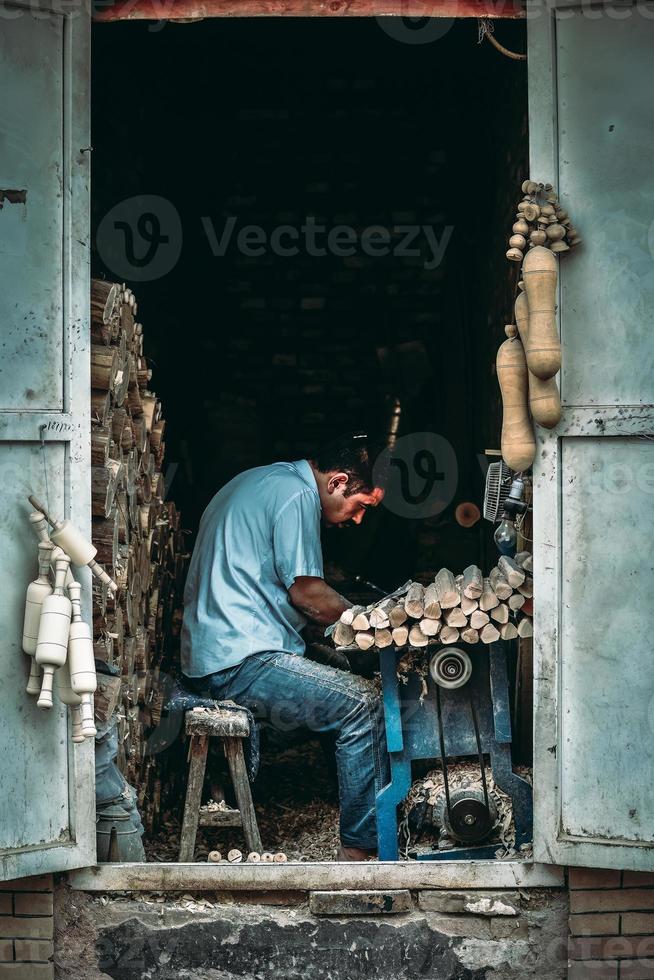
[93,0,524,23]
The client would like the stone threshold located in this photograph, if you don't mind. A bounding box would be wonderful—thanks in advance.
[67,860,564,892]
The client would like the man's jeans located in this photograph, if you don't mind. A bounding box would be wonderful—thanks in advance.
[183,652,390,849]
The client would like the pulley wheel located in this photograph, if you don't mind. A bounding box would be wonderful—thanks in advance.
[439,788,498,844]
[429,648,473,689]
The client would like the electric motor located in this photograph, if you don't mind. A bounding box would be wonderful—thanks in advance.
[434,786,499,844]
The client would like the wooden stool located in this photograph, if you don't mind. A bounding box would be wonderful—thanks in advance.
[179,704,262,862]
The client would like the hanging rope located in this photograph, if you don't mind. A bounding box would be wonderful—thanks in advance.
[478,18,527,61]
[39,424,51,521]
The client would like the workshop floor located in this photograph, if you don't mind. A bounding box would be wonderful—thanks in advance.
[145,739,341,863]
[144,734,532,863]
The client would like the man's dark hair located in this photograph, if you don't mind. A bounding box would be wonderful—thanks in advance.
[313,432,383,496]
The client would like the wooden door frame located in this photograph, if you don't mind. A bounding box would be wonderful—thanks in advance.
[94,0,524,23]
[85,0,532,881]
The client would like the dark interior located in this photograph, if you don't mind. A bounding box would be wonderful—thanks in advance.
[91,18,530,857]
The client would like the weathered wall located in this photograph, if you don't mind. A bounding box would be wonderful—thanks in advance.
[55,884,567,980]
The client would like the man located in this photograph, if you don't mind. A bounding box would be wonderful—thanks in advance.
[181,433,389,861]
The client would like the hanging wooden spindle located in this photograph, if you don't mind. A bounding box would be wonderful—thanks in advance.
[514,292,562,429]
[496,326,536,472]
[67,580,97,738]
[22,541,53,696]
[28,495,118,594]
[521,246,561,380]
[54,657,85,744]
[36,552,73,710]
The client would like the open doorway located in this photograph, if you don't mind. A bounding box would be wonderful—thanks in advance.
[90,16,531,864]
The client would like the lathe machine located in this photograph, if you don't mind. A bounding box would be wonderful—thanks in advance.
[375,640,532,861]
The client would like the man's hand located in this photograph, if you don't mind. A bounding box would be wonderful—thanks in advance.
[289,576,352,626]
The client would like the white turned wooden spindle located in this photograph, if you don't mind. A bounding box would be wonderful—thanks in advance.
[22,541,53,696]
[29,510,50,543]
[28,495,118,594]
[36,553,72,710]
[67,580,97,738]
[28,510,77,589]
[54,657,85,744]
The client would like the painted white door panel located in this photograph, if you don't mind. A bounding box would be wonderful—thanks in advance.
[0,10,65,411]
[556,16,654,407]
[560,437,654,844]
[0,1,94,879]
[530,6,654,870]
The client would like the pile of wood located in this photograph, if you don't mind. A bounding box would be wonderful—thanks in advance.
[333,554,533,652]
[90,279,190,834]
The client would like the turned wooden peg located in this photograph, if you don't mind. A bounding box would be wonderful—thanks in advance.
[513,219,529,237]
[67,580,97,738]
[28,510,76,591]
[36,553,72,710]
[28,495,118,594]
[521,246,561,380]
[496,333,536,472]
[509,234,527,250]
[22,541,53,696]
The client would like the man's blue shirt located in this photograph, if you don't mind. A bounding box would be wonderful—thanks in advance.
[181,459,323,677]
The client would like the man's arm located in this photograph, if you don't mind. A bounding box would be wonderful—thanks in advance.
[289,576,352,626]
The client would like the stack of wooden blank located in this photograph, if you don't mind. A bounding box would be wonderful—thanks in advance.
[90,279,190,833]
[334,554,533,651]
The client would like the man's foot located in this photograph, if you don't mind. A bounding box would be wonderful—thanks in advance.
[336,845,377,862]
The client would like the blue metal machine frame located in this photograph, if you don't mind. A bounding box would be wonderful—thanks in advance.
[375,641,533,861]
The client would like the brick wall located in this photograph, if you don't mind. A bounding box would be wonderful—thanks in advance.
[569,868,654,979]
[0,876,54,979]
[9,868,654,980]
